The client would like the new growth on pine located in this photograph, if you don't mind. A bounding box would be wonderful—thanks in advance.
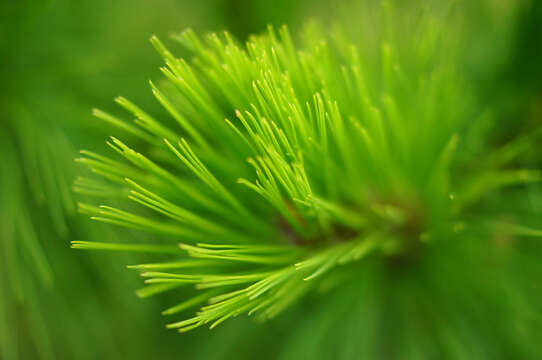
[73,3,542,356]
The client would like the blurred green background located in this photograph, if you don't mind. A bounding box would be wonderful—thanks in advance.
[0,0,540,359]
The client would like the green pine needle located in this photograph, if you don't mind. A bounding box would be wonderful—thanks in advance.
[74,2,542,339]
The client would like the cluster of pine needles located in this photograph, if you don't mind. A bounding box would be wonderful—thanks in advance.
[73,2,541,354]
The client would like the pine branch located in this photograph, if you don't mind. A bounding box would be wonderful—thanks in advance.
[74,2,542,339]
